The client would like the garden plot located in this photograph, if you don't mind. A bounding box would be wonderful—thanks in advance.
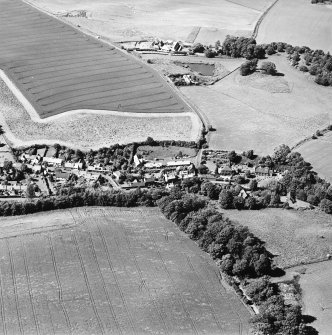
[0,207,251,334]
[0,0,190,118]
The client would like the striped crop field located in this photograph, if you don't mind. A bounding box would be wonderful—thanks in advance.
[0,207,251,334]
[0,0,189,118]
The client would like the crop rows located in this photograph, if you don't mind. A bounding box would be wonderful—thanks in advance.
[0,0,188,118]
[0,207,250,334]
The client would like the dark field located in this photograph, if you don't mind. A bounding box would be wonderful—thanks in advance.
[0,207,250,334]
[0,0,189,118]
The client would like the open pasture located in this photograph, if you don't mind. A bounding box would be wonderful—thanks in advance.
[256,0,332,52]
[0,0,189,118]
[0,207,251,334]
[224,208,332,268]
[180,55,332,154]
[297,132,332,183]
[283,262,332,335]
[27,0,273,44]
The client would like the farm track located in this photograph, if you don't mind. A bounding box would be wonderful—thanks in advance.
[71,231,105,334]
[113,221,172,335]
[96,223,137,335]
[46,235,72,335]
[20,238,40,335]
[71,209,124,335]
[111,212,200,335]
[185,255,225,333]
[5,240,24,335]
[0,0,191,118]
[86,231,123,335]
[0,255,7,335]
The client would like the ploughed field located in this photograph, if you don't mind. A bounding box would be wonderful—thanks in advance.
[0,0,188,118]
[0,207,250,334]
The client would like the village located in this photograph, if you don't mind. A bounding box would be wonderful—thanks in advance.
[0,137,311,209]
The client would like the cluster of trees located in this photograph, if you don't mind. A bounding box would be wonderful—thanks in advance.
[245,277,314,335]
[221,36,266,59]
[301,48,332,86]
[219,186,281,210]
[261,61,277,75]
[261,41,332,86]
[240,59,258,76]
[240,59,277,76]
[0,187,169,216]
[0,160,25,182]
[157,191,272,278]
[217,35,332,86]
[311,0,330,3]
[201,144,332,214]
[264,144,332,214]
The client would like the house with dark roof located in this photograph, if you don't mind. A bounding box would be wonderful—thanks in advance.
[219,166,233,176]
[255,166,270,176]
[55,170,70,181]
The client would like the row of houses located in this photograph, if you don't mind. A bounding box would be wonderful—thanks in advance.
[217,165,271,177]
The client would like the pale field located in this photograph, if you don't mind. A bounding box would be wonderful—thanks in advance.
[0,206,251,334]
[284,262,332,335]
[256,0,332,52]
[297,132,332,183]
[0,78,200,150]
[26,0,273,44]
[181,54,332,155]
[224,208,332,268]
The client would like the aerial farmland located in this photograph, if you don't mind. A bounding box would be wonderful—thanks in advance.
[0,0,331,334]
[0,0,190,118]
[0,207,251,334]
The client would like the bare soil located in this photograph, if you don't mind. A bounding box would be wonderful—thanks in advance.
[0,207,251,334]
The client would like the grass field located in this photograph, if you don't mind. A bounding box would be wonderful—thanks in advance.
[283,262,332,335]
[0,0,191,119]
[0,207,251,334]
[180,54,332,154]
[297,132,332,183]
[256,0,332,52]
[223,208,332,268]
[27,0,274,44]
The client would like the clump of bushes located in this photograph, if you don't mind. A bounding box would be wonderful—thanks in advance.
[221,36,265,59]
[261,61,277,75]
[157,192,272,278]
[240,59,258,76]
